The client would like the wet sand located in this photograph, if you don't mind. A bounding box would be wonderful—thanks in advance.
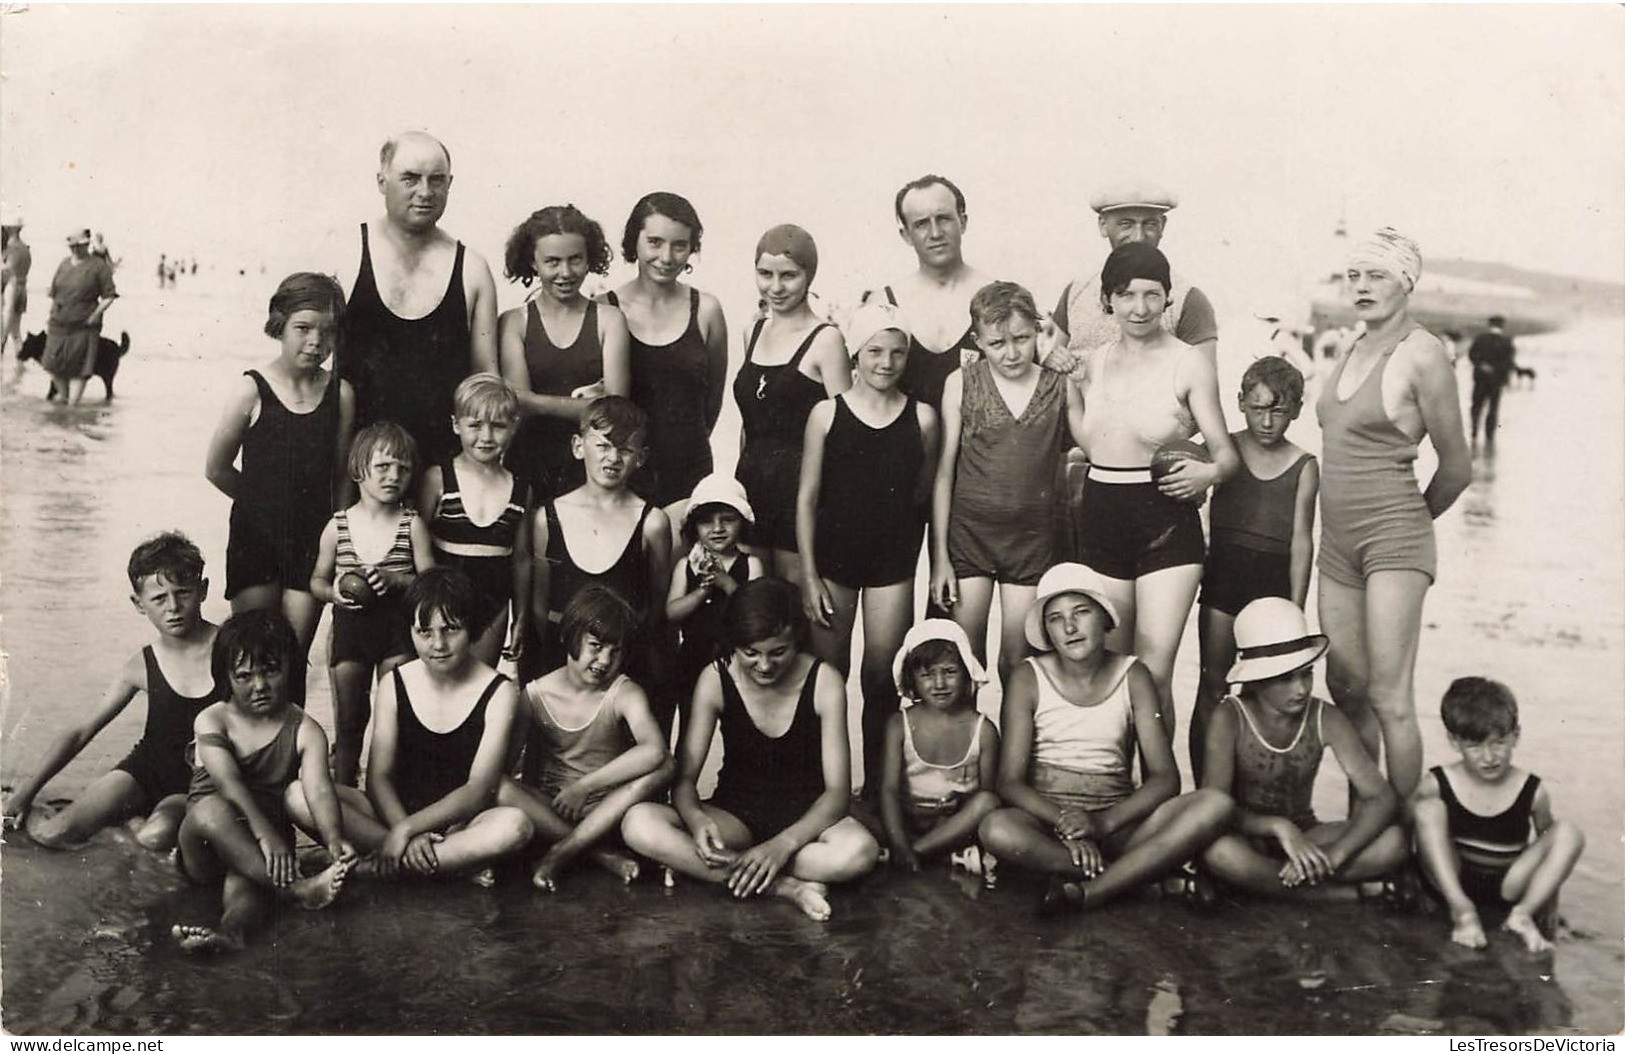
[2,277,1620,1034]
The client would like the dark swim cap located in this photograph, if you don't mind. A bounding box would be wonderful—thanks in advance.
[755,224,818,282]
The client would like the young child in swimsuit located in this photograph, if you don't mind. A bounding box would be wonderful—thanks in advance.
[932,281,1078,691]
[301,569,533,883]
[1193,356,1319,779]
[205,273,355,668]
[525,396,672,720]
[311,422,436,786]
[1200,598,1409,903]
[4,532,218,851]
[420,373,530,669]
[666,473,766,733]
[797,300,941,796]
[172,610,352,954]
[499,586,671,890]
[878,619,1000,874]
[1412,677,1584,952]
[978,563,1233,915]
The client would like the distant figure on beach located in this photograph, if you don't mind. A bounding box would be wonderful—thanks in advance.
[172,610,353,954]
[1412,677,1584,953]
[89,232,114,268]
[2,210,31,361]
[1316,229,1470,801]
[338,131,499,468]
[42,227,118,405]
[3,533,218,852]
[497,203,631,500]
[157,254,168,289]
[1467,315,1517,449]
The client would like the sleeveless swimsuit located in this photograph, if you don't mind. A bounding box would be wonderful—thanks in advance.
[1027,655,1137,812]
[1200,449,1314,616]
[428,459,527,631]
[1229,695,1325,833]
[1073,341,1205,578]
[948,359,1066,585]
[879,285,976,412]
[115,646,218,804]
[391,669,504,816]
[901,709,985,818]
[225,369,340,599]
[187,704,306,830]
[608,288,714,507]
[814,395,927,589]
[329,507,418,667]
[528,498,656,681]
[672,552,750,699]
[1316,336,1437,587]
[733,319,830,551]
[342,223,471,467]
[708,658,828,840]
[522,674,633,804]
[1430,766,1541,912]
[513,299,603,498]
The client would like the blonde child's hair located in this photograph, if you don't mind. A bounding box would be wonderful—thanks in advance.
[453,372,519,424]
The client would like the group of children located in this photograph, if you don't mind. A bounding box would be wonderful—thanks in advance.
[1,266,1581,956]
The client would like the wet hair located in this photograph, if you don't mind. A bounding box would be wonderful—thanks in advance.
[1100,242,1173,311]
[893,174,967,225]
[127,530,206,590]
[969,280,1040,330]
[379,132,452,170]
[560,585,640,659]
[503,204,612,286]
[264,272,346,339]
[406,567,479,632]
[212,609,299,690]
[1441,676,1520,741]
[902,638,968,697]
[1239,356,1306,411]
[578,395,648,449]
[452,372,518,424]
[680,501,752,549]
[347,421,418,482]
[723,578,808,652]
[620,192,704,264]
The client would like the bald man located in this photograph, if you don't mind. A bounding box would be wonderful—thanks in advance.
[337,131,498,468]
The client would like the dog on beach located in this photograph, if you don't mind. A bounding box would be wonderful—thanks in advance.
[16,330,131,401]
[1511,363,1537,387]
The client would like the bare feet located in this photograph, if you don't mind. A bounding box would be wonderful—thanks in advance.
[1503,907,1553,953]
[771,876,831,921]
[287,859,348,910]
[468,867,496,888]
[171,923,245,954]
[590,848,640,884]
[1449,908,1488,949]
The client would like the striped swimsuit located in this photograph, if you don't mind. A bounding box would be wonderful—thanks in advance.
[429,460,527,630]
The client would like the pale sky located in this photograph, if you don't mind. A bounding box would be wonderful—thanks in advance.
[3,4,1621,319]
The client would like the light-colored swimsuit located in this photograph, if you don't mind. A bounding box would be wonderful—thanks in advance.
[523,674,633,808]
[1027,655,1136,813]
[902,709,985,818]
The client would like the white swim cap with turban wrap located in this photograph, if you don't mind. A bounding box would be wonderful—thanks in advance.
[1348,227,1423,292]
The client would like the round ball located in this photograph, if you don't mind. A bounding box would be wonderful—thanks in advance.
[1149,439,1211,482]
[336,570,377,608]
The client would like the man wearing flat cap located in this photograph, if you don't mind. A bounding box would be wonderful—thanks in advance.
[1050,182,1217,365]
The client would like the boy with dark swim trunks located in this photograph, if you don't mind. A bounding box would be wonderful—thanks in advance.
[4,533,218,851]
[1413,678,1584,952]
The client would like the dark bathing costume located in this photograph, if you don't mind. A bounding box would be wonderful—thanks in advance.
[733,319,831,552]
[1200,451,1314,617]
[1429,766,1542,913]
[514,299,603,499]
[606,288,714,508]
[878,285,977,412]
[427,458,528,632]
[391,669,505,816]
[114,646,217,804]
[707,657,827,842]
[225,369,340,600]
[329,508,418,668]
[342,223,471,468]
[814,395,926,590]
[672,552,750,702]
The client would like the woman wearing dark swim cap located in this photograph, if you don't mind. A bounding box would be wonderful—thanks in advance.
[1066,243,1238,751]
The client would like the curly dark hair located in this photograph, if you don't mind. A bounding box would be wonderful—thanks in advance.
[503,204,612,286]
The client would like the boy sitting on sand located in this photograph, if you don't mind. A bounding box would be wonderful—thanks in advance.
[1412,677,1584,952]
[5,532,218,851]
[172,610,353,953]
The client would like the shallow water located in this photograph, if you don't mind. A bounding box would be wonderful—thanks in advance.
[2,280,1621,1034]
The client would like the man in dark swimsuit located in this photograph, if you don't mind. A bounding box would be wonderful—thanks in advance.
[1467,315,1516,450]
[337,131,499,472]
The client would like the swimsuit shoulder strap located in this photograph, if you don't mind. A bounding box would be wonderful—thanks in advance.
[788,323,831,370]
[745,318,766,362]
[687,287,700,324]
[883,286,898,307]
[604,290,620,308]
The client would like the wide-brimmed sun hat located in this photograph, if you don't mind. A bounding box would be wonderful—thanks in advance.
[1024,563,1121,652]
[681,472,755,527]
[892,618,988,697]
[1225,597,1329,684]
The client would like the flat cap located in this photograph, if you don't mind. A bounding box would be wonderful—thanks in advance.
[1090,181,1179,214]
